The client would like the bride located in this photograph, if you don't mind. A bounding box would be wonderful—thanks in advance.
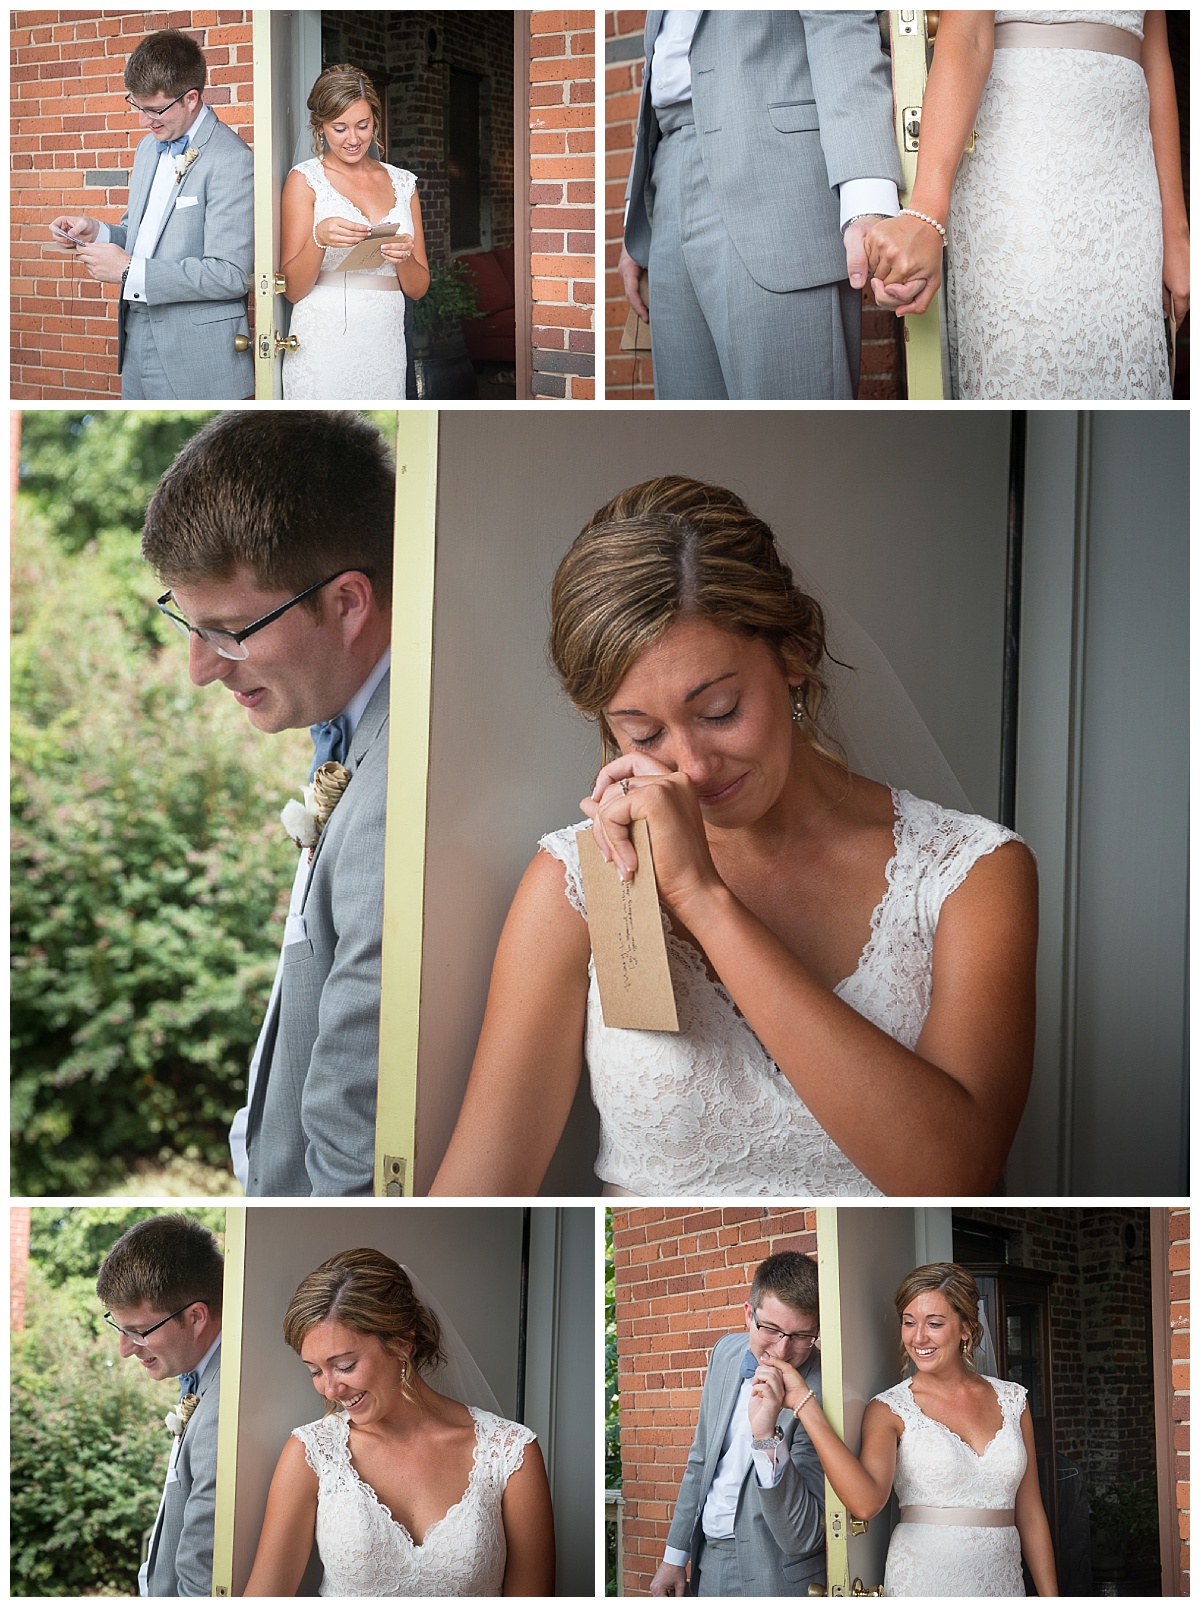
[431,476,1038,1198]
[243,1250,555,1597]
[280,65,429,401]
[760,1263,1057,1597]
[866,11,1187,399]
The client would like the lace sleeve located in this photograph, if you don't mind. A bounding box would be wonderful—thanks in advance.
[292,1413,345,1480]
[386,165,418,204]
[475,1411,537,1482]
[537,823,590,919]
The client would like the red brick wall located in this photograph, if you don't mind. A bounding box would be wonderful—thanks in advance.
[10,1206,32,1332]
[1170,1208,1189,1593]
[11,10,254,400]
[603,10,904,401]
[529,10,594,399]
[612,1206,818,1597]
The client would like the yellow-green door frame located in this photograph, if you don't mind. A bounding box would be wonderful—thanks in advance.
[890,10,944,400]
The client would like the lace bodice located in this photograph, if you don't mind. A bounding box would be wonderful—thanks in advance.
[994,10,1143,36]
[539,789,1020,1196]
[293,158,416,275]
[293,1407,535,1597]
[873,1377,1028,1596]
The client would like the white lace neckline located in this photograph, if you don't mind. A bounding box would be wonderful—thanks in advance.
[332,1405,484,1549]
[898,1376,1008,1460]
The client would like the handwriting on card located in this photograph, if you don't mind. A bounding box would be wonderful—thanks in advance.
[576,818,679,1032]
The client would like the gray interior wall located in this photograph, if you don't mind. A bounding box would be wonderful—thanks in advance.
[1013,412,1188,1195]
[227,1206,589,1594]
[415,411,1012,1192]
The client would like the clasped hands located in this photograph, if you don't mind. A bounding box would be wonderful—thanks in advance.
[49,214,131,283]
[580,753,721,914]
[748,1354,810,1439]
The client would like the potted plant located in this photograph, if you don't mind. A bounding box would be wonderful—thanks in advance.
[411,258,481,400]
[1089,1474,1160,1592]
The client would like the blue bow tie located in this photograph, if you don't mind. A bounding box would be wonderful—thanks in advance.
[740,1349,759,1381]
[178,1370,199,1398]
[156,134,191,157]
[309,715,351,781]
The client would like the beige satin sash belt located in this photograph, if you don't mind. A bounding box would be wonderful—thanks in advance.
[315,271,403,292]
[992,20,1142,65]
[900,1506,1016,1528]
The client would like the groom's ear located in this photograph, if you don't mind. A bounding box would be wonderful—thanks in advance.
[328,570,378,637]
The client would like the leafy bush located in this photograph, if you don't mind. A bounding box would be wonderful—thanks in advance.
[11,513,309,1194]
[11,1265,178,1595]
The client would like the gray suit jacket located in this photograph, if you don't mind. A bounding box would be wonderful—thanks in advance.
[146,1346,220,1597]
[625,10,902,292]
[245,675,389,1197]
[666,1333,826,1595]
[108,110,253,398]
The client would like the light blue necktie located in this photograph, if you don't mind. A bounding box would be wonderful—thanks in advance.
[156,134,191,157]
[178,1370,199,1398]
[309,715,351,781]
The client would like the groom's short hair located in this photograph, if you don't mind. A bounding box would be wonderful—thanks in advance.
[142,410,396,609]
[125,30,208,100]
[97,1213,224,1318]
[750,1251,819,1322]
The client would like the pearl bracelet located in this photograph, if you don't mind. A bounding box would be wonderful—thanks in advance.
[901,207,947,240]
[792,1388,815,1415]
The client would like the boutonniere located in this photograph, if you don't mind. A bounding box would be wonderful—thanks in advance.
[165,1393,200,1439]
[174,147,200,184]
[281,761,352,858]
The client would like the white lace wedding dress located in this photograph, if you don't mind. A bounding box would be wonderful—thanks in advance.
[539,788,1020,1196]
[874,1377,1028,1597]
[293,1406,535,1596]
[282,158,416,401]
[947,10,1170,399]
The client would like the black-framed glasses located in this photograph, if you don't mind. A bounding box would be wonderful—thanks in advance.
[103,1303,194,1345]
[752,1310,819,1348]
[156,570,372,661]
[125,88,196,116]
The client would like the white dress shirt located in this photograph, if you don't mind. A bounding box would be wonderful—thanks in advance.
[646,11,899,228]
[229,649,391,1188]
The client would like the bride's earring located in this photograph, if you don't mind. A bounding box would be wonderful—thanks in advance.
[790,685,806,725]
[315,129,326,155]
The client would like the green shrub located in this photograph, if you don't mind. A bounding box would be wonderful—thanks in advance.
[11,1267,177,1596]
[11,514,309,1194]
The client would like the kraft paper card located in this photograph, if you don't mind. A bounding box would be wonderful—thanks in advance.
[576,818,678,1032]
[335,223,400,274]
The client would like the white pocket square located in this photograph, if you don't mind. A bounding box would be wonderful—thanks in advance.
[174,195,199,209]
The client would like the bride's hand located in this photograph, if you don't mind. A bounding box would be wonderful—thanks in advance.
[757,1355,811,1412]
[1162,221,1190,324]
[380,232,416,264]
[866,213,943,316]
[579,753,722,912]
[314,216,370,249]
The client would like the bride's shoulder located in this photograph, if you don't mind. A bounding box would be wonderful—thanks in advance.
[984,1374,1028,1410]
[382,163,418,191]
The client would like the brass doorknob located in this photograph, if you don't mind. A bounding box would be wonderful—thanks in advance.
[274,333,300,354]
[806,1586,826,1597]
[850,1581,885,1598]
[233,333,250,352]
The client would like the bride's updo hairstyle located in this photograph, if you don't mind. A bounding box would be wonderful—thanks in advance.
[284,1249,444,1402]
[307,64,383,154]
[550,476,835,762]
[894,1262,985,1373]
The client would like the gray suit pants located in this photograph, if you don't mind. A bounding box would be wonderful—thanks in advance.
[121,303,176,400]
[647,102,860,401]
[696,1536,745,1597]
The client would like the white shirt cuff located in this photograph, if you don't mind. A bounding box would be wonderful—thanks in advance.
[838,177,900,229]
[663,1545,690,1568]
[123,254,148,302]
[94,221,112,244]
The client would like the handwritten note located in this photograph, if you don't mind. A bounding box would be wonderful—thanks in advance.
[576,818,679,1032]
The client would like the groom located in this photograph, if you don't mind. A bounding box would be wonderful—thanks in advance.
[97,1214,224,1597]
[620,11,908,399]
[650,1251,825,1596]
[48,29,253,400]
[142,411,395,1197]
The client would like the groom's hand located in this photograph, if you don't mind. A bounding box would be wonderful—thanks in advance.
[49,214,99,246]
[75,242,132,284]
[619,244,649,322]
[649,1561,689,1596]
